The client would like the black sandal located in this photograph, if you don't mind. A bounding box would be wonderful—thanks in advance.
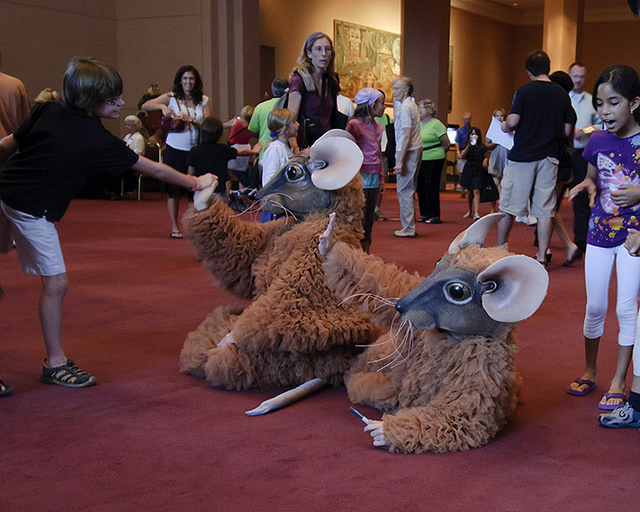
[0,379,13,397]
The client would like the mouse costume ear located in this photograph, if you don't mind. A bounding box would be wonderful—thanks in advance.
[315,128,357,143]
[477,255,549,323]
[448,213,505,253]
[309,129,363,190]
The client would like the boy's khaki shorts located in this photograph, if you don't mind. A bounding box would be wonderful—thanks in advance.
[499,157,558,218]
[0,201,66,276]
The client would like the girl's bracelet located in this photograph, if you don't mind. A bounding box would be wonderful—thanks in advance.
[190,175,199,191]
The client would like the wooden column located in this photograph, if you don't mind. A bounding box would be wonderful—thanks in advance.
[206,0,260,120]
[401,0,451,122]
[543,0,584,71]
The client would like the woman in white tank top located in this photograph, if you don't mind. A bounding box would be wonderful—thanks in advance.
[142,65,211,238]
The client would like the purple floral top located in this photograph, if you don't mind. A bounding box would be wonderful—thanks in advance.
[582,129,640,247]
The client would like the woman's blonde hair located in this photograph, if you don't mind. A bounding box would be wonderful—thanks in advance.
[267,108,296,140]
[418,99,437,117]
[295,32,335,76]
[240,105,254,122]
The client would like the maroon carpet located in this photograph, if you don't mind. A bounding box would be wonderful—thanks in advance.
[1,189,637,511]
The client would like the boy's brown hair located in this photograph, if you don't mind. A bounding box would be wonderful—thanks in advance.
[63,57,123,113]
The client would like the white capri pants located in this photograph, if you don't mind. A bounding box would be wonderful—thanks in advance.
[635,320,640,377]
[584,243,640,346]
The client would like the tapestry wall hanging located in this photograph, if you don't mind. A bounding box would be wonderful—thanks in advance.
[334,20,401,104]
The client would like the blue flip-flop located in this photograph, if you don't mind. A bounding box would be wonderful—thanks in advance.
[566,378,596,396]
[598,392,627,411]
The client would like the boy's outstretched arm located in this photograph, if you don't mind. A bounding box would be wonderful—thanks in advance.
[131,155,218,191]
[0,135,18,166]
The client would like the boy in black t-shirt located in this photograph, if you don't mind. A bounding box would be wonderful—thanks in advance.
[187,116,256,196]
[0,57,217,394]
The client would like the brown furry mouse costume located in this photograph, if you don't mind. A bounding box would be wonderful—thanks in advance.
[179,132,379,390]
[319,213,548,453]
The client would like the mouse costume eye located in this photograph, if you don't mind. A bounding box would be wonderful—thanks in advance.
[444,281,473,304]
[286,164,305,182]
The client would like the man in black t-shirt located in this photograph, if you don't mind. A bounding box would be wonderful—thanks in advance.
[497,50,574,265]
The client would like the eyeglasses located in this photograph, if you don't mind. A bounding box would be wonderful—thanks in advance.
[105,95,123,106]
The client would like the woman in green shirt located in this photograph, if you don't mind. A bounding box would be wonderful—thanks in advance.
[417,99,450,224]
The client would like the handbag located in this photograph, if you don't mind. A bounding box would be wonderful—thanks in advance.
[300,116,324,147]
[330,108,348,130]
[160,116,185,132]
[480,171,500,203]
[384,121,396,169]
[556,138,573,185]
[160,96,187,132]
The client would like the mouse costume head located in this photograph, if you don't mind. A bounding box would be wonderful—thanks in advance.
[256,130,363,220]
[395,214,549,338]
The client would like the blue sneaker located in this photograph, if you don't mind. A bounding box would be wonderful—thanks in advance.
[598,402,640,428]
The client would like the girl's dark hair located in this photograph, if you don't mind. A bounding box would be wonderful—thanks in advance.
[549,70,574,93]
[63,57,123,113]
[173,65,204,104]
[593,65,640,122]
[468,126,483,146]
[200,116,223,143]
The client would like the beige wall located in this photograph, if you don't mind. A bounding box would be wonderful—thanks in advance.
[0,0,118,129]
[114,0,206,121]
[449,8,520,131]
[581,19,640,95]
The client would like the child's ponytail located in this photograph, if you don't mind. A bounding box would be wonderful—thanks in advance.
[266,108,296,144]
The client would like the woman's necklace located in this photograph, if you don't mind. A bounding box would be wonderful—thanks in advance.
[184,96,198,146]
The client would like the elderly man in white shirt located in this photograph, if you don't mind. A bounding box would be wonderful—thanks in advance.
[392,77,422,238]
[569,62,600,254]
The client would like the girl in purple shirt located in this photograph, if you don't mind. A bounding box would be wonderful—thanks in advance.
[568,64,640,412]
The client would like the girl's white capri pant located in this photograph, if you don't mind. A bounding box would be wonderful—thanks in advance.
[584,243,640,346]
[635,326,640,377]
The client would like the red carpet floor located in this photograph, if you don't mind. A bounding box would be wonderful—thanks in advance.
[1,189,638,511]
